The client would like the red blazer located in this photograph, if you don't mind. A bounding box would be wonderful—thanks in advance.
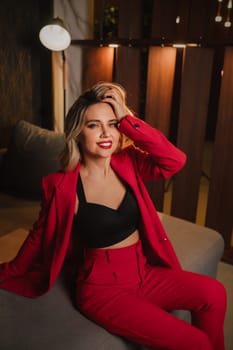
[0,115,186,297]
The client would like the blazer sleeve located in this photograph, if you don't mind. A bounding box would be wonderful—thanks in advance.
[118,115,186,181]
[0,177,52,282]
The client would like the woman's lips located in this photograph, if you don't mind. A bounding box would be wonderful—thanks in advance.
[97,141,112,149]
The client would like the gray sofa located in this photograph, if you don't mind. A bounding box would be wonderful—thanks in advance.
[0,120,224,350]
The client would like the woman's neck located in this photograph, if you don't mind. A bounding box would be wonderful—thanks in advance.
[80,157,112,178]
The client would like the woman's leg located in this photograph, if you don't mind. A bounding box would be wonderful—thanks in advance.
[138,265,227,350]
[75,242,226,349]
[77,281,213,350]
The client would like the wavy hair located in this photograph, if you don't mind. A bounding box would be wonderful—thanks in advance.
[60,82,133,172]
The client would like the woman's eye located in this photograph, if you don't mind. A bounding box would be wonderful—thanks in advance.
[109,122,118,128]
[87,123,98,129]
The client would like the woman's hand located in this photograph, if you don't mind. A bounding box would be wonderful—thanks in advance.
[101,89,128,121]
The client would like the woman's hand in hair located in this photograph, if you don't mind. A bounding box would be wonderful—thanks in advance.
[101,89,128,121]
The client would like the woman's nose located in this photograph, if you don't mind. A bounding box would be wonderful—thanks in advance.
[100,125,110,137]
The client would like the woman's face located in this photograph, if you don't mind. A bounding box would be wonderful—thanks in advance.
[79,102,120,160]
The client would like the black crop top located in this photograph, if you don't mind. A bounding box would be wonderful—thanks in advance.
[73,176,140,248]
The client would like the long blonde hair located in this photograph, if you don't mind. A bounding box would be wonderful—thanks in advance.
[60,82,133,172]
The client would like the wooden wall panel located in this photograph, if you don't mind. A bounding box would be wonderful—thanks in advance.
[114,47,141,114]
[82,47,114,90]
[144,47,177,210]
[145,47,177,135]
[171,47,214,222]
[206,47,233,256]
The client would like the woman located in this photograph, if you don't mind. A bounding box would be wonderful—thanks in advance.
[0,82,226,349]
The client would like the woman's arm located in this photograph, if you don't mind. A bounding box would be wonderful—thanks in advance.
[101,90,186,181]
[118,115,186,181]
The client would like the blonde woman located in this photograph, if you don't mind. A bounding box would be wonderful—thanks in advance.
[0,82,226,350]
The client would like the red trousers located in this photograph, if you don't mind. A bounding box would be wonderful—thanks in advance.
[76,240,226,350]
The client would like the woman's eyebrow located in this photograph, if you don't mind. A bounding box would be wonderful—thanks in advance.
[85,118,117,124]
[85,119,100,123]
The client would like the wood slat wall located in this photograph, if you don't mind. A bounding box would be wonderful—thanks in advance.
[171,47,214,222]
[206,47,233,259]
[114,47,141,114]
[144,47,177,210]
[145,47,177,136]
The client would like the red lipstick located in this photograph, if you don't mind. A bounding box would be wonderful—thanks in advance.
[97,141,112,149]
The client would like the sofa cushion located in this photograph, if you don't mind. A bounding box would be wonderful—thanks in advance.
[0,120,65,199]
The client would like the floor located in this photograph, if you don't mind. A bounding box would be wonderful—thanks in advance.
[0,192,40,237]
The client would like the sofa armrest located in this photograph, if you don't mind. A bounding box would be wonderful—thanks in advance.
[158,212,224,278]
[0,276,135,350]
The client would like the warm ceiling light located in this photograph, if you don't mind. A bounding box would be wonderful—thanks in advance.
[39,17,71,51]
[187,43,199,47]
[173,44,186,48]
[108,44,119,48]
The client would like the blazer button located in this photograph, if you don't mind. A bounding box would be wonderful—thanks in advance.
[134,123,140,129]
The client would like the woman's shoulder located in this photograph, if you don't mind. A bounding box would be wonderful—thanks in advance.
[42,164,79,189]
[44,168,65,180]
[42,170,65,189]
